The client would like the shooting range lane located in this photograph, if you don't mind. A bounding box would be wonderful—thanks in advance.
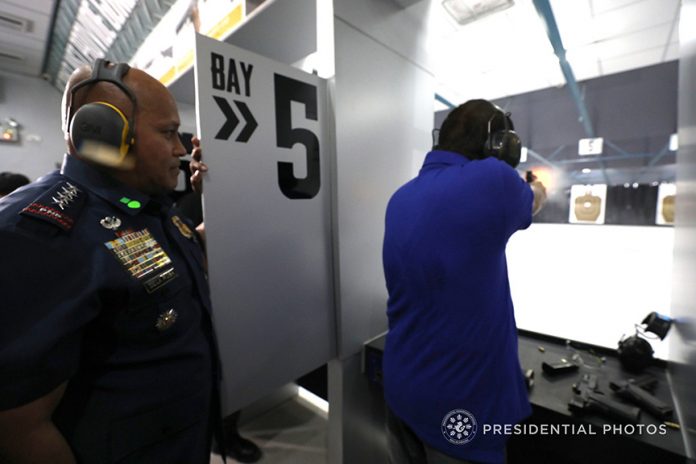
[515,330,684,459]
[363,331,687,463]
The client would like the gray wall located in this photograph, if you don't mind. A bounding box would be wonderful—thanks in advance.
[435,61,679,190]
[0,71,65,180]
[331,0,434,362]
[434,61,678,182]
[669,0,696,458]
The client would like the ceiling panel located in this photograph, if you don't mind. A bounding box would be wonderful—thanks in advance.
[0,1,53,42]
[589,0,645,16]
[567,54,601,82]
[0,40,44,76]
[434,0,681,105]
[600,46,664,75]
[548,0,594,49]
[0,0,55,76]
[589,0,678,42]
[572,22,672,61]
[0,0,56,14]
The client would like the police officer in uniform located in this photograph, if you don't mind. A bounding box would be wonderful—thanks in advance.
[0,60,220,463]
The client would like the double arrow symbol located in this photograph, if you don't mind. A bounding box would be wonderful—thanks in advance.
[213,96,258,143]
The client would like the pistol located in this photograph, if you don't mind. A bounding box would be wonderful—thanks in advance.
[609,376,673,420]
[568,374,641,423]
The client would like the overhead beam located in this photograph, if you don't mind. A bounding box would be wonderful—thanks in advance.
[532,0,612,184]
[526,148,560,170]
[435,93,456,109]
[532,0,594,138]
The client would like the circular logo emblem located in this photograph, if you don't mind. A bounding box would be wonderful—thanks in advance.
[441,409,477,445]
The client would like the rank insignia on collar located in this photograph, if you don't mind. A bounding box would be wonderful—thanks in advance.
[171,215,194,239]
[100,216,122,230]
[51,182,80,210]
[21,180,85,232]
[155,308,178,331]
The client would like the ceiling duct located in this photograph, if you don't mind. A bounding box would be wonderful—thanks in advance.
[441,0,515,26]
[0,11,33,33]
[44,0,177,90]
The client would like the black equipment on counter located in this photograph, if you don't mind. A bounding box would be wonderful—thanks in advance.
[618,312,673,372]
[569,373,641,424]
[542,360,579,376]
[610,376,673,420]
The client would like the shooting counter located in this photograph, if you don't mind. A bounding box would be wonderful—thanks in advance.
[363,330,692,464]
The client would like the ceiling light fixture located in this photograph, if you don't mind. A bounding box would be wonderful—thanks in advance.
[441,0,515,26]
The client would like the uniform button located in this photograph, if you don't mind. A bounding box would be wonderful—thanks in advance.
[155,308,178,331]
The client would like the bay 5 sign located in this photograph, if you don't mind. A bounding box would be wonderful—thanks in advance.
[195,33,323,200]
[193,34,334,414]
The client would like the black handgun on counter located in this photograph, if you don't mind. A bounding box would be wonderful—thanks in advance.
[610,376,673,420]
[568,373,641,423]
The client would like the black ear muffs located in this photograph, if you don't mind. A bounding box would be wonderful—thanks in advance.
[484,106,522,168]
[66,59,137,168]
[618,334,654,372]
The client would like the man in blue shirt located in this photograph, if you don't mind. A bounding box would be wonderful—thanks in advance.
[382,99,546,464]
[0,60,219,463]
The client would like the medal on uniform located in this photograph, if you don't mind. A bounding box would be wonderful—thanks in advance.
[171,215,194,239]
[155,308,178,331]
[100,216,122,230]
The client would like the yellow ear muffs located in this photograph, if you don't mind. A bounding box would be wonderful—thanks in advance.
[69,101,134,169]
[65,59,138,169]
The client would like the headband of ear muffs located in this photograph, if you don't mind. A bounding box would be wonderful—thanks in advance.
[66,59,138,167]
[483,104,522,168]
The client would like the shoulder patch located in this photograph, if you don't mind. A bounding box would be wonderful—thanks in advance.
[20,181,86,231]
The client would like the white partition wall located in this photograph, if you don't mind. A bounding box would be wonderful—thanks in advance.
[328,1,435,461]
[192,7,335,414]
[669,0,696,458]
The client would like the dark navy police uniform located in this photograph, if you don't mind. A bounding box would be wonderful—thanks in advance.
[0,154,220,463]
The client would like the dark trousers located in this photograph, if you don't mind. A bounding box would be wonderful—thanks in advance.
[386,407,486,464]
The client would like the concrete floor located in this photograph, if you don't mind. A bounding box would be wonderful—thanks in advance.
[211,394,328,464]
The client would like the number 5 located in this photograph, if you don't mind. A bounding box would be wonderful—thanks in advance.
[274,74,320,199]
